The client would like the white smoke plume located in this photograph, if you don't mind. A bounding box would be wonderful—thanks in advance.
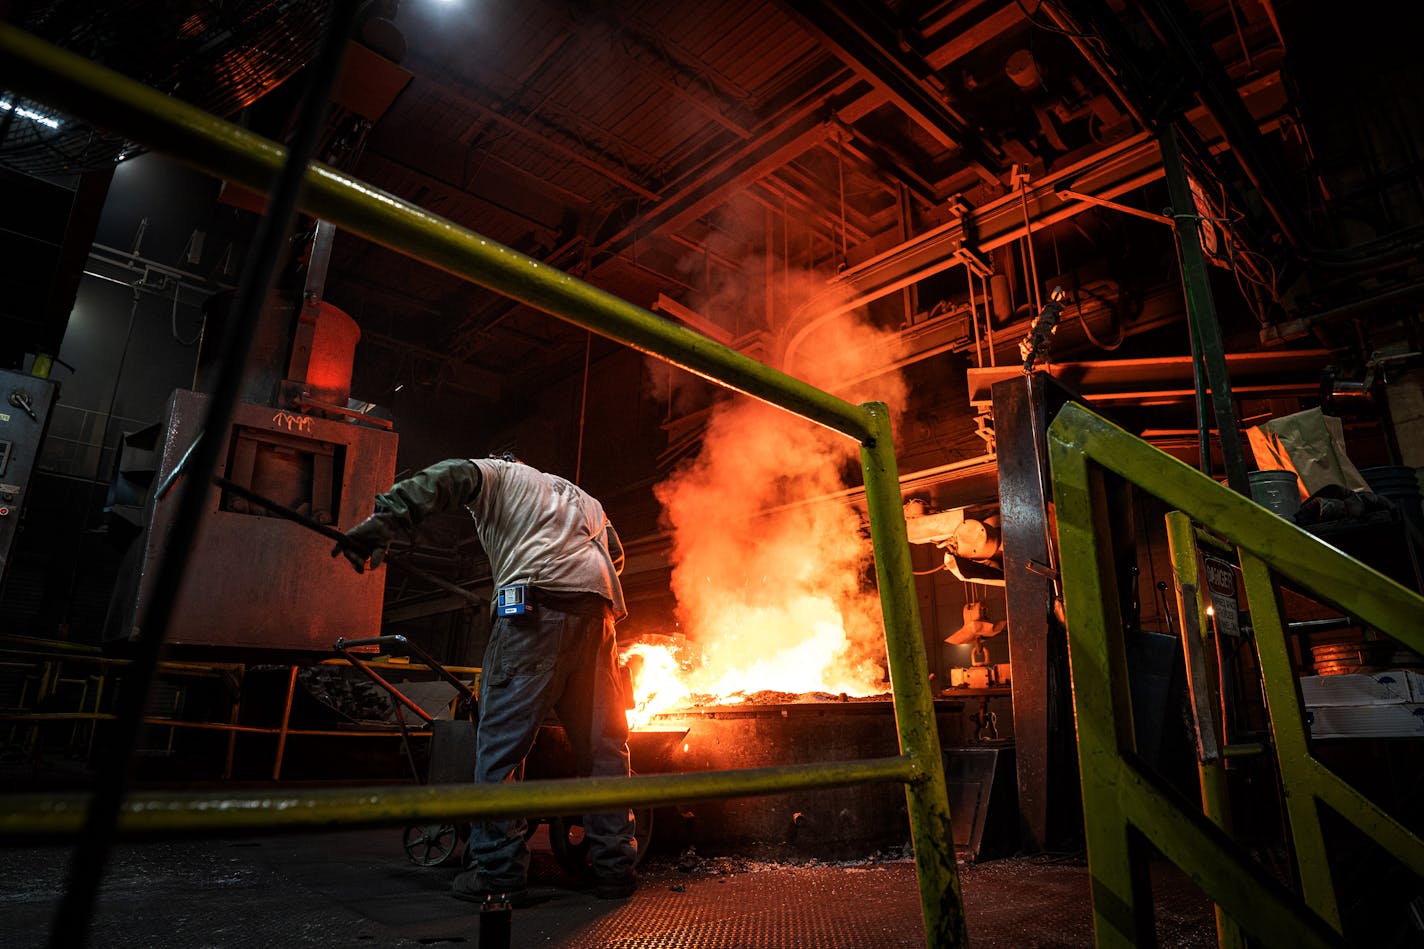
[652,266,908,698]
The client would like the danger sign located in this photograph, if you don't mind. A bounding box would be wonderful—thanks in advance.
[1203,556,1241,637]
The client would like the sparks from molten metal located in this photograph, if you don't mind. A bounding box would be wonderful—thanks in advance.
[625,267,908,729]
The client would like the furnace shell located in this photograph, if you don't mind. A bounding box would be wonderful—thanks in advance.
[647,699,967,861]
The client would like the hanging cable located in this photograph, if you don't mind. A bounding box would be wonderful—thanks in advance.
[1074,289,1125,351]
[983,272,996,367]
[782,193,790,287]
[574,331,591,483]
[1018,174,1043,312]
[837,129,848,268]
[170,278,201,346]
[967,262,984,368]
[1052,229,1122,351]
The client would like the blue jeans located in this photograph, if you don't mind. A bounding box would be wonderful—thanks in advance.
[467,594,635,886]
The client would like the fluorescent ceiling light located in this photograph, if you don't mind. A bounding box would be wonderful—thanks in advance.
[0,99,61,129]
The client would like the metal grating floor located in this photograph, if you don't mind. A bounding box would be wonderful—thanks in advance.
[553,864,929,949]
[2,827,1218,948]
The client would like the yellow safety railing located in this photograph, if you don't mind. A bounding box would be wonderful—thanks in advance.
[0,639,482,781]
[0,25,965,948]
[1048,401,1424,948]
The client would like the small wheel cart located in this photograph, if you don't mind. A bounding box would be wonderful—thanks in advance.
[333,635,685,876]
[334,634,479,868]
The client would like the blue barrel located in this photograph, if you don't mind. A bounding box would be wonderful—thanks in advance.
[1361,465,1423,532]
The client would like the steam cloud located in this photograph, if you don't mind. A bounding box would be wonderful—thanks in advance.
[653,269,908,698]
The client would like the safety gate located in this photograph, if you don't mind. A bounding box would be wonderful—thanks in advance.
[1048,401,1424,948]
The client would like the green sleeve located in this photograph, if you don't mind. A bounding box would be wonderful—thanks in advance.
[374,458,483,530]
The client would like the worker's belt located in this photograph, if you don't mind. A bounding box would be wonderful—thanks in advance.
[499,584,610,618]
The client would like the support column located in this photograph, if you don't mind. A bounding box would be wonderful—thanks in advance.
[992,372,1081,853]
[860,401,967,949]
[1161,125,1251,495]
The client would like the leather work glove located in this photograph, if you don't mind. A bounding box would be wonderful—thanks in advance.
[332,512,400,573]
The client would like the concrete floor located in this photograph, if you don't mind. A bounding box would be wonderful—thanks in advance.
[2,824,1221,948]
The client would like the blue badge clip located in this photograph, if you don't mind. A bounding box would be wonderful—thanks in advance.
[496,583,530,616]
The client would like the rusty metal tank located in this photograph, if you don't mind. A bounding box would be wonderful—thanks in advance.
[644,698,966,861]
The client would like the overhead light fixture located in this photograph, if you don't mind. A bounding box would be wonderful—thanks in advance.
[0,99,61,130]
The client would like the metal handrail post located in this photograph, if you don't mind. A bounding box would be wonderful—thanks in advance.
[859,402,966,949]
[1049,402,1424,947]
[1051,406,1422,637]
[271,665,301,782]
[1164,512,1246,949]
[1240,548,1424,908]
[1049,437,1148,949]
[1161,125,1250,495]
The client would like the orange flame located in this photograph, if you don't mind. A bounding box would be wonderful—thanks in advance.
[622,641,693,729]
[627,270,907,728]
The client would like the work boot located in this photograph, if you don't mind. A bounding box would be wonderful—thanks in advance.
[593,872,637,899]
[451,868,532,907]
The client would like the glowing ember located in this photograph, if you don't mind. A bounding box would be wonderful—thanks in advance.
[622,641,692,728]
[620,597,889,727]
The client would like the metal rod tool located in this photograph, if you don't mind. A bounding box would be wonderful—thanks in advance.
[212,475,485,609]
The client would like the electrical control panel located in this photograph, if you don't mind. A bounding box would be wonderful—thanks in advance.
[0,368,59,592]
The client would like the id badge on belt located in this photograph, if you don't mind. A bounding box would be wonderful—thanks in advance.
[495,583,531,616]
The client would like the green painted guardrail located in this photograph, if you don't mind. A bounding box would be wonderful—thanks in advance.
[1048,401,1424,948]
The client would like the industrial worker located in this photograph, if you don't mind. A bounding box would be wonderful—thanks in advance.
[332,452,637,904]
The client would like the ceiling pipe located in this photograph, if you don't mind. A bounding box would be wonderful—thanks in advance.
[778,130,1169,371]
[774,36,1291,372]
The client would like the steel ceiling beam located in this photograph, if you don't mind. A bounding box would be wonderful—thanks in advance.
[919,2,1027,71]
[781,69,1289,363]
[1135,0,1306,248]
[358,151,562,247]
[1051,0,1290,254]
[783,129,1163,365]
[779,0,1003,185]
[590,74,862,259]
[550,0,761,140]
[965,349,1332,408]
[840,126,940,205]
[419,74,663,202]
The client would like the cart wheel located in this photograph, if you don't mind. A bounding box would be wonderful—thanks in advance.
[404,823,460,867]
[548,806,654,879]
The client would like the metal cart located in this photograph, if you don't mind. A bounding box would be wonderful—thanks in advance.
[334,634,479,867]
[333,634,678,876]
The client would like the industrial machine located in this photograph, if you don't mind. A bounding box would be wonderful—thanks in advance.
[106,223,398,654]
[0,366,60,593]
